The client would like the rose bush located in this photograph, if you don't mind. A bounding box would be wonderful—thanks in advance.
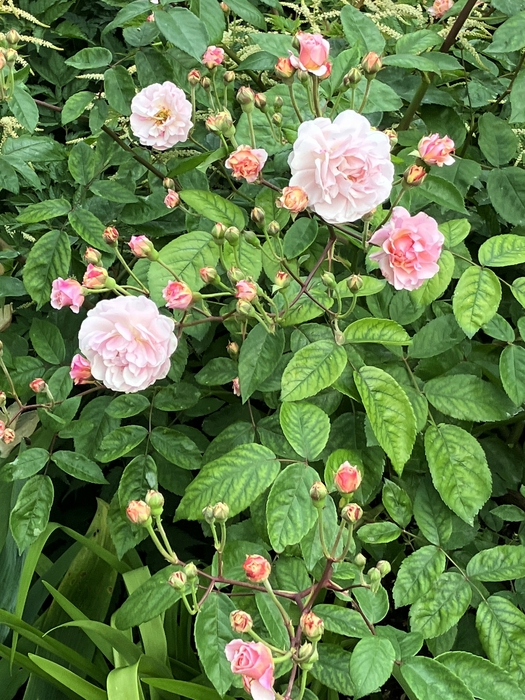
[1,1,525,700]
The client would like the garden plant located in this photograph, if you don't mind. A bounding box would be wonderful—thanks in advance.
[1,0,525,698]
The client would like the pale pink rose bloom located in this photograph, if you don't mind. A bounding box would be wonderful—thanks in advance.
[418,133,455,167]
[70,354,92,385]
[164,189,180,208]
[288,110,394,224]
[130,82,193,151]
[369,206,444,291]
[289,32,330,77]
[78,296,177,393]
[163,280,193,310]
[225,145,268,183]
[232,377,241,396]
[51,278,85,314]
[129,235,155,258]
[225,640,275,700]
[428,0,453,17]
[202,45,225,69]
[236,280,257,301]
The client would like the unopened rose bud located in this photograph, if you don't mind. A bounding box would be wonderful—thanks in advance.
[83,247,102,265]
[0,53,5,71]
[274,56,295,83]
[184,562,199,580]
[225,226,240,245]
[274,96,283,112]
[321,271,336,289]
[0,391,6,405]
[377,560,391,577]
[237,86,255,113]
[346,274,363,293]
[254,93,267,111]
[362,208,376,222]
[168,570,187,590]
[344,67,362,86]
[188,69,201,86]
[211,222,226,241]
[301,611,324,640]
[355,553,367,569]
[361,52,382,77]
[164,189,180,208]
[273,270,290,290]
[334,329,345,346]
[145,489,164,516]
[310,481,328,503]
[267,220,281,236]
[126,500,152,526]
[83,264,108,289]
[226,341,239,359]
[206,111,235,138]
[227,266,244,283]
[236,299,255,316]
[200,266,218,284]
[6,29,19,46]
[403,164,427,187]
[230,609,253,633]
[368,566,382,593]
[29,378,47,393]
[232,376,241,396]
[128,235,158,260]
[220,2,229,11]
[212,502,229,522]
[5,48,16,66]
[202,505,215,523]
[223,70,235,84]
[162,177,175,190]
[103,226,119,244]
[384,128,398,147]
[244,231,261,248]
[296,641,318,667]
[201,76,211,90]
[250,207,265,227]
[334,461,362,494]
[243,554,271,582]
[3,427,15,444]
[341,503,363,523]
[272,112,282,126]
[296,69,309,83]
[292,35,300,50]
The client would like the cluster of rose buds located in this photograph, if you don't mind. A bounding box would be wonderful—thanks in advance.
[0,30,20,101]
[0,420,15,444]
[404,133,456,188]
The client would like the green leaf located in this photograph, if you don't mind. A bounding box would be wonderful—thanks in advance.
[510,69,525,123]
[488,11,525,52]
[266,463,319,552]
[393,546,446,608]
[476,596,525,683]
[115,565,182,628]
[223,0,266,29]
[344,317,411,346]
[424,374,516,422]
[68,208,113,252]
[358,522,401,544]
[491,504,525,521]
[337,275,386,299]
[437,651,525,700]
[23,229,71,307]
[282,218,318,259]
[106,394,150,419]
[409,572,472,639]
[512,277,525,308]
[453,266,501,337]
[340,3,385,53]
[425,424,491,524]
[310,644,354,696]
[478,113,518,166]
[487,168,525,226]
[9,85,39,133]
[500,344,525,404]
[382,479,413,528]
[413,479,453,547]
[466,545,525,581]
[66,47,113,69]
[410,250,455,307]
[97,426,148,463]
[104,65,135,116]
[409,315,464,359]
[155,7,210,62]
[255,591,289,649]
[383,53,442,73]
[153,382,201,411]
[118,454,157,509]
[17,198,71,223]
[0,448,48,481]
[401,656,475,700]
[479,234,525,267]
[180,190,246,229]
[354,366,416,474]
[350,636,396,699]
[195,358,238,386]
[313,604,372,639]
[396,29,442,54]
[439,219,470,247]
[194,594,235,696]
[29,317,65,364]
[0,276,25,298]
[279,402,329,460]
[176,443,279,520]
[145,679,234,700]
[482,313,515,342]
[61,91,95,124]
[52,451,108,484]
[69,141,97,186]
[27,655,107,700]
[151,427,202,470]
[418,175,467,214]
[280,340,347,402]
[238,325,285,402]
[90,180,139,203]
[192,0,226,44]
[9,475,54,553]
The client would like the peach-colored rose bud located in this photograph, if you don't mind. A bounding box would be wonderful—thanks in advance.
[0,420,5,439]
[428,0,454,18]
[70,354,92,385]
[212,502,230,521]
[211,222,227,241]
[145,489,164,515]
[404,164,427,187]
[207,111,236,138]
[168,570,187,589]
[128,235,157,259]
[232,377,241,396]
[82,264,108,289]
[103,226,119,244]
[273,270,290,290]
[275,56,296,82]
[236,280,257,301]
[220,1,229,11]
[188,68,201,86]
[29,378,47,393]
[417,133,455,167]
[164,189,180,208]
[226,341,239,358]
[230,610,253,633]
[163,177,175,190]
[250,207,265,226]
[225,145,268,184]
[334,461,362,494]
[377,560,391,577]
[202,45,224,70]
[310,481,328,502]
[254,93,267,111]
[200,266,218,284]
[301,611,324,640]
[3,427,15,444]
[276,186,309,214]
[163,280,194,310]
[341,503,363,523]
[346,274,363,293]
[126,500,152,525]
[361,52,382,77]
[243,554,271,582]
[289,32,330,77]
[50,278,84,314]
[84,247,102,265]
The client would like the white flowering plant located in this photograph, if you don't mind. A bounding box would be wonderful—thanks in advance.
[1,0,525,699]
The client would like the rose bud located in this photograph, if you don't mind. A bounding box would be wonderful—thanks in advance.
[84,247,102,265]
[230,610,253,634]
[202,505,215,523]
[267,220,281,236]
[321,271,336,289]
[403,164,427,187]
[126,500,152,526]
[236,279,257,301]
[244,231,261,248]
[232,377,241,396]
[0,391,6,406]
[310,481,328,503]
[355,553,367,569]
[3,427,15,444]
[128,235,158,260]
[341,503,363,523]
[145,489,165,516]
[162,280,194,310]
[211,222,227,242]
[164,189,180,208]
[228,266,244,283]
[301,611,324,640]
[368,566,381,593]
[163,177,175,190]
[212,502,230,522]
[272,112,282,126]
[0,53,6,71]
[377,560,391,577]
[70,354,92,385]
[254,93,267,111]
[225,226,240,245]
[417,133,455,167]
[220,1,229,11]
[200,266,218,284]
[103,226,119,244]
[346,274,363,293]
[273,270,290,290]
[5,48,17,67]
[361,52,382,77]
[236,299,255,316]
[273,96,283,112]
[29,378,47,393]
[6,29,19,45]
[202,45,224,70]
[250,207,265,227]
[223,70,235,83]
[184,562,198,580]
[275,56,295,82]
[236,86,255,112]
[188,69,201,86]
[344,67,362,86]
[168,570,188,590]
[226,341,239,358]
[201,76,212,90]
[276,186,309,214]
[0,420,5,439]
[334,461,362,494]
[83,264,108,289]
[243,554,271,582]
[384,128,398,147]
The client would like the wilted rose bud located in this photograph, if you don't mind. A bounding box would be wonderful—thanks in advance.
[200,266,218,284]
[236,86,255,112]
[250,207,265,227]
[188,69,201,86]
[403,164,427,187]
[346,274,363,293]
[321,271,336,289]
[5,29,19,46]
[202,505,215,523]
[334,461,362,494]
[29,378,47,393]
[164,189,180,208]
[201,76,211,90]
[228,266,244,283]
[244,231,261,248]
[126,500,152,526]
[225,226,240,245]
[211,222,227,241]
[230,609,253,633]
[145,489,165,516]
[377,560,391,577]
[276,186,308,214]
[83,264,108,289]
[301,611,324,640]
[273,270,290,290]
[344,67,362,86]
[3,427,15,444]
[168,570,187,590]
[361,52,382,77]
[223,70,235,84]
[226,341,239,359]
[267,220,281,236]
[341,503,363,523]
[212,502,230,521]
[310,481,328,503]
[355,553,367,569]
[275,56,295,82]
[184,562,199,580]
[232,376,241,396]
[243,554,271,582]
[84,247,102,265]
[254,93,267,111]
[103,226,119,244]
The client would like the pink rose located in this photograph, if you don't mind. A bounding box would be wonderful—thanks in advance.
[428,0,454,17]
[202,46,225,70]
[164,189,180,208]
[130,82,193,151]
[128,235,155,258]
[289,32,330,77]
[232,377,241,396]
[418,133,455,167]
[78,295,177,393]
[334,461,362,494]
[225,640,275,700]
[225,145,268,183]
[288,111,394,224]
[163,280,194,310]
[82,264,108,289]
[369,206,444,291]
[29,378,47,393]
[70,354,92,385]
[51,278,84,314]
[126,500,151,525]
[236,280,257,301]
